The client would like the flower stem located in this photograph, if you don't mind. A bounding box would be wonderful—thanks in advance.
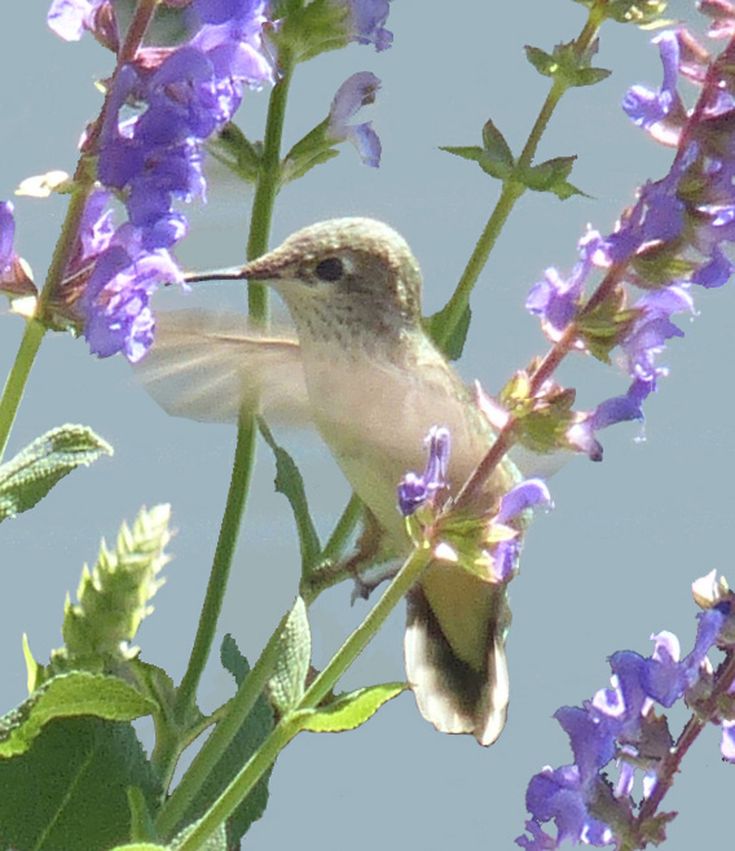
[0,319,45,461]
[173,416,257,721]
[171,53,295,723]
[168,543,433,850]
[247,52,294,316]
[633,649,735,835]
[432,11,602,352]
[156,607,292,837]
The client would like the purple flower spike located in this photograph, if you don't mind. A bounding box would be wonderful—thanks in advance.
[397,426,450,516]
[327,72,382,167]
[623,31,682,131]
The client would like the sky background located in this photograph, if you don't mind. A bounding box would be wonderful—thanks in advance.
[0,2,732,849]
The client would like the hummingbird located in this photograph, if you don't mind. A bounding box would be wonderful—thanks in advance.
[139,217,522,745]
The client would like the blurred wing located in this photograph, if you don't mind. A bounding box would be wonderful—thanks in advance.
[136,309,312,426]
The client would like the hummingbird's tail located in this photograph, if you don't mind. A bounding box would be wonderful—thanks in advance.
[404,581,511,746]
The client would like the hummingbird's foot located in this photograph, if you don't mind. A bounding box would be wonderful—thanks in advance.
[300,507,391,602]
[350,561,400,602]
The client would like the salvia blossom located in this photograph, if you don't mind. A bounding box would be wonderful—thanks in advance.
[489,478,551,583]
[327,72,382,167]
[527,23,735,458]
[0,202,35,299]
[516,582,733,850]
[344,0,393,51]
[397,426,451,516]
[48,0,272,361]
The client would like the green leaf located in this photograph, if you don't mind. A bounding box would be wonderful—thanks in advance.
[519,156,586,199]
[269,0,351,62]
[427,303,472,361]
[207,122,262,183]
[631,243,696,287]
[268,597,311,714]
[0,671,156,758]
[440,144,485,163]
[525,42,610,87]
[481,119,514,168]
[440,143,514,180]
[177,635,275,846]
[0,424,112,522]
[53,505,172,672]
[294,683,406,733]
[258,420,321,573]
[0,717,160,851]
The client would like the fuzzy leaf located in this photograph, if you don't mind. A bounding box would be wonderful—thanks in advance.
[294,683,406,732]
[259,420,321,573]
[0,717,160,851]
[53,505,171,670]
[268,597,311,714]
[0,424,112,522]
[0,671,156,758]
[176,635,275,846]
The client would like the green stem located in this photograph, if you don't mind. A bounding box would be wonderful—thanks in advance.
[432,12,602,351]
[169,49,295,741]
[247,53,294,317]
[432,182,523,351]
[173,418,257,723]
[321,493,363,564]
[156,608,291,837]
[170,543,433,850]
[0,179,96,461]
[0,319,45,461]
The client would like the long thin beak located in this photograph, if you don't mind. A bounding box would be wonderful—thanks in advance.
[183,266,247,284]
[183,253,289,285]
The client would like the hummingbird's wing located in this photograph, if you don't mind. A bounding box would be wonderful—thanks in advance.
[136,310,312,425]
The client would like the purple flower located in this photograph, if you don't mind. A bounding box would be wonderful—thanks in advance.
[518,599,727,848]
[622,286,692,386]
[327,72,382,167]
[81,238,183,363]
[47,0,106,42]
[344,0,393,51]
[721,721,735,762]
[0,202,16,273]
[67,0,271,360]
[496,479,552,524]
[397,426,450,516]
[604,145,696,265]
[622,31,683,133]
[526,230,602,340]
[518,765,613,849]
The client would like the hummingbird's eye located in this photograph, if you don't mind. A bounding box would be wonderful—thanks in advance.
[314,256,345,283]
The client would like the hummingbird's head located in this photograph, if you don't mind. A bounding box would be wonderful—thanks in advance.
[241,218,423,347]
